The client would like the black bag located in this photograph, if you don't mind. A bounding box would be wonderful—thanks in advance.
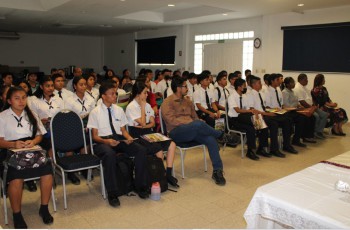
[115,154,135,197]
[146,155,168,193]
[7,149,48,170]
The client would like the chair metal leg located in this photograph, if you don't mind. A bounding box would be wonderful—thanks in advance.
[99,164,107,199]
[62,170,68,210]
[51,187,57,212]
[241,134,245,158]
[202,146,208,172]
[2,179,8,225]
[180,149,185,179]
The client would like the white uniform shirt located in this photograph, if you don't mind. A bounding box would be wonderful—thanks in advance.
[265,86,283,109]
[186,81,199,100]
[85,87,99,103]
[0,108,46,141]
[155,79,171,95]
[164,87,174,98]
[126,100,155,126]
[29,95,64,119]
[208,83,215,91]
[249,89,267,112]
[227,90,250,118]
[66,79,74,92]
[261,83,269,94]
[87,103,128,136]
[150,81,157,94]
[193,87,216,111]
[54,88,73,102]
[294,82,313,105]
[213,85,230,108]
[225,84,236,95]
[65,93,95,118]
[117,88,126,95]
[282,88,299,108]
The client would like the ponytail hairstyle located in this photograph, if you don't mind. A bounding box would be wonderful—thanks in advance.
[4,87,38,138]
[282,77,295,91]
[33,75,54,99]
[130,81,147,102]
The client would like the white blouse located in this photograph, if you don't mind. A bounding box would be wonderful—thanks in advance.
[125,100,154,126]
[64,93,95,118]
[29,95,65,119]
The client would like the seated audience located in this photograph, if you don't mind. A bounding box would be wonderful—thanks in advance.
[226,72,239,95]
[84,73,99,103]
[2,72,14,87]
[214,72,229,111]
[52,73,73,102]
[27,72,39,94]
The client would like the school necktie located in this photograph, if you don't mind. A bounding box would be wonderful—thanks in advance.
[13,115,23,127]
[258,92,266,111]
[193,86,195,93]
[239,96,243,109]
[275,89,282,108]
[58,91,62,99]
[107,107,117,136]
[223,88,228,99]
[166,82,169,88]
[46,101,54,109]
[205,90,211,109]
[86,91,95,99]
[78,99,87,112]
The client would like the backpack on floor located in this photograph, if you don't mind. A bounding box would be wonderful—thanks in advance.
[146,155,168,193]
[115,153,135,197]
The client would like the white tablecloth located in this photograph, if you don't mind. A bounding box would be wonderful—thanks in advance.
[244,152,350,229]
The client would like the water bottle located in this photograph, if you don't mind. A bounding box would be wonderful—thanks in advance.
[150,182,161,201]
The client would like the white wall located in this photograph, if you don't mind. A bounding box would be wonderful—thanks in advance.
[261,5,350,113]
[0,33,104,74]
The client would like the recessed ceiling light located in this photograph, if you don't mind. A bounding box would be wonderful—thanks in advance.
[120,0,125,2]
[80,10,87,14]
[298,3,304,7]
[168,4,175,7]
[222,13,228,16]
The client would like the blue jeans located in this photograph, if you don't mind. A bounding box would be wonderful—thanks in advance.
[313,108,328,133]
[169,120,223,170]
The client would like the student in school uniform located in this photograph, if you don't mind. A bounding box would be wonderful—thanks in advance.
[0,87,54,228]
[193,73,222,128]
[111,76,126,95]
[144,69,157,94]
[227,78,269,160]
[248,75,288,158]
[214,73,230,111]
[261,74,270,94]
[155,69,172,99]
[186,73,198,101]
[52,73,73,102]
[264,74,299,153]
[2,72,14,87]
[225,72,239,95]
[27,72,39,94]
[84,74,99,104]
[125,81,179,187]
[87,81,150,207]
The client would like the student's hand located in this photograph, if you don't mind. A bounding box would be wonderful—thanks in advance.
[125,139,133,145]
[209,112,216,119]
[251,109,259,115]
[14,141,26,149]
[216,110,221,118]
[264,113,276,117]
[24,140,35,148]
[107,139,119,147]
[333,102,338,107]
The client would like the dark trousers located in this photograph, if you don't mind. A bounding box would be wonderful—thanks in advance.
[229,114,268,150]
[264,115,292,150]
[93,141,148,193]
[196,109,224,128]
[301,115,316,138]
[285,111,306,142]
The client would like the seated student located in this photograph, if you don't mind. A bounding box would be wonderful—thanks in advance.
[2,72,14,87]
[0,85,10,111]
[225,72,240,95]
[161,76,240,186]
[282,77,317,143]
[30,76,81,185]
[193,73,222,128]
[186,73,198,101]
[264,74,302,154]
[0,87,54,228]
[311,74,348,136]
[155,69,172,99]
[84,74,99,103]
[125,81,179,187]
[52,73,73,102]
[110,76,126,95]
[248,75,288,158]
[228,78,269,160]
[244,69,251,78]
[27,72,39,94]
[294,73,328,139]
[104,69,115,80]
[144,69,157,94]
[214,73,229,111]
[214,70,227,87]
[120,75,133,92]
[201,70,215,91]
[87,81,150,207]
[261,74,270,94]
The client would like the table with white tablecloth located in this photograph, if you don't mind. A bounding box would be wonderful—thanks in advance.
[244,151,350,229]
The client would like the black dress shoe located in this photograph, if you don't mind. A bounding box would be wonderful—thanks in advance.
[332,128,343,136]
[246,150,259,161]
[292,141,307,148]
[283,146,298,154]
[256,148,272,158]
[167,176,180,188]
[67,173,80,185]
[303,138,317,143]
[137,188,150,199]
[340,132,346,136]
[25,181,37,192]
[107,194,120,207]
[13,212,27,229]
[270,150,286,158]
[39,210,54,225]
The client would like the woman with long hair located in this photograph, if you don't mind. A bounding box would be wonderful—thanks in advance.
[126,81,179,187]
[0,87,54,228]
[311,74,348,135]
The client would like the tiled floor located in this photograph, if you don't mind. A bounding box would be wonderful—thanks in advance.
[1,125,349,229]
